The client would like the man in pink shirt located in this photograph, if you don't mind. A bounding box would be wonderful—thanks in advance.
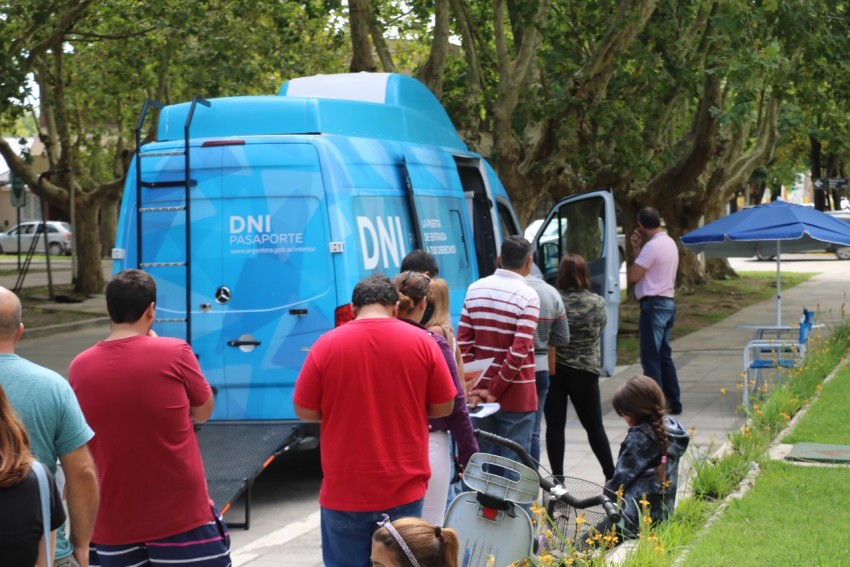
[627,207,682,414]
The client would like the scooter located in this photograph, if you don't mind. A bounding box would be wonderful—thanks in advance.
[444,429,620,567]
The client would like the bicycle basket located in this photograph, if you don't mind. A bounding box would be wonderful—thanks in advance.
[542,475,613,551]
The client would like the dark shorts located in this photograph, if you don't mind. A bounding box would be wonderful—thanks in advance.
[89,508,231,567]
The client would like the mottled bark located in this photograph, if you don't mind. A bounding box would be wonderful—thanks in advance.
[348,0,376,72]
[417,0,450,97]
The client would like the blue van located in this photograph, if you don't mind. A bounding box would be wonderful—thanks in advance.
[112,73,621,424]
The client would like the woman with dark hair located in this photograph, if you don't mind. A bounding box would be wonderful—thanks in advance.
[394,271,477,525]
[0,384,65,567]
[544,254,616,480]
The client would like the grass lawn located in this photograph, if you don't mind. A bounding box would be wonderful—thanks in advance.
[782,364,850,445]
[682,461,850,565]
[617,271,816,365]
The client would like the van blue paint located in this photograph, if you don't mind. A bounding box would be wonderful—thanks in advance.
[113,73,619,422]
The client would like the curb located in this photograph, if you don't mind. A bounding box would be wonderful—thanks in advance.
[21,317,110,339]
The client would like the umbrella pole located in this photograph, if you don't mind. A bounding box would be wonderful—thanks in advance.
[776,241,781,326]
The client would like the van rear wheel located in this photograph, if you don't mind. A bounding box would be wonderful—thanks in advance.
[49,242,63,256]
[835,247,850,260]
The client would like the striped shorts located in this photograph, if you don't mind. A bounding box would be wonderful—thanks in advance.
[89,508,231,567]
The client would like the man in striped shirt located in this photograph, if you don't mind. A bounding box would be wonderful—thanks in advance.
[459,236,541,462]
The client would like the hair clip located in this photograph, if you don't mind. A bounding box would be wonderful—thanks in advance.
[661,455,668,464]
[377,514,420,567]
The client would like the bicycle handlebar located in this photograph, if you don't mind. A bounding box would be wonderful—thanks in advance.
[473,428,621,524]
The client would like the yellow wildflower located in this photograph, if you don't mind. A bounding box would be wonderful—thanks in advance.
[575,513,587,526]
[486,555,496,567]
[639,496,650,509]
[530,502,547,520]
[720,387,727,396]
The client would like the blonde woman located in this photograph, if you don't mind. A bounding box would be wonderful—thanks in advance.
[394,272,477,525]
[422,279,466,393]
[0,384,65,567]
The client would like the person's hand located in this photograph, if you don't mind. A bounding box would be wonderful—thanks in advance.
[469,389,497,407]
[74,545,90,567]
[630,228,643,255]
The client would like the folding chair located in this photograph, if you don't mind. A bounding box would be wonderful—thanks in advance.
[742,307,814,407]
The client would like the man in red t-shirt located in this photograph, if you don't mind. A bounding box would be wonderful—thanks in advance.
[69,270,230,567]
[294,274,456,567]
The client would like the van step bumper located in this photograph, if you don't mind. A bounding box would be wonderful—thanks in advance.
[196,422,301,530]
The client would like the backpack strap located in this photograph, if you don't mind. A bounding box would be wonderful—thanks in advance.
[32,462,53,567]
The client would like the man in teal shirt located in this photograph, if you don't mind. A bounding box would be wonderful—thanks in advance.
[0,287,98,567]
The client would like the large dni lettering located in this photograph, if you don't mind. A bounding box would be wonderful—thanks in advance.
[356,216,408,270]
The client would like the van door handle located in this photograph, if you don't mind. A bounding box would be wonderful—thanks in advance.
[227,339,262,347]
[289,309,308,316]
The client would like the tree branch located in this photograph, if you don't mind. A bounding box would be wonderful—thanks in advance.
[25,0,95,71]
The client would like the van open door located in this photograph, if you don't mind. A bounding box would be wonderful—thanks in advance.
[531,189,620,376]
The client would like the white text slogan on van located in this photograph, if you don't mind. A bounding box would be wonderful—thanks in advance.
[357,216,407,270]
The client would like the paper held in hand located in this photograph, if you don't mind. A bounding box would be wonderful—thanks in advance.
[467,402,500,418]
[463,357,494,389]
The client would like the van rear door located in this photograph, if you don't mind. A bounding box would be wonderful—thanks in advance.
[213,141,333,420]
[532,189,620,376]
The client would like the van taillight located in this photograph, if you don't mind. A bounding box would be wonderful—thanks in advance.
[335,304,354,327]
[202,140,246,147]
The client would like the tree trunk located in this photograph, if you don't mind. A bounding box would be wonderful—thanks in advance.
[99,196,119,258]
[706,258,737,279]
[348,0,376,72]
[810,136,826,210]
[677,245,706,288]
[75,195,105,294]
[417,0,450,97]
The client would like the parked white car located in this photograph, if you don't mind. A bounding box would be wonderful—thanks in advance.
[525,218,626,265]
[0,221,72,255]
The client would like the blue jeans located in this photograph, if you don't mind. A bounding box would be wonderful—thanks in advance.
[639,297,682,411]
[320,498,423,567]
[476,409,536,467]
[531,370,550,467]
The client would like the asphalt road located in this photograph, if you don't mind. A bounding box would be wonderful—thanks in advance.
[13,252,847,567]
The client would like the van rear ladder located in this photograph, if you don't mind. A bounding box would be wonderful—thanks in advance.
[133,96,210,345]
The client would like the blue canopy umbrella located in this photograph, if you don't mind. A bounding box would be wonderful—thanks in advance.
[681,200,850,325]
